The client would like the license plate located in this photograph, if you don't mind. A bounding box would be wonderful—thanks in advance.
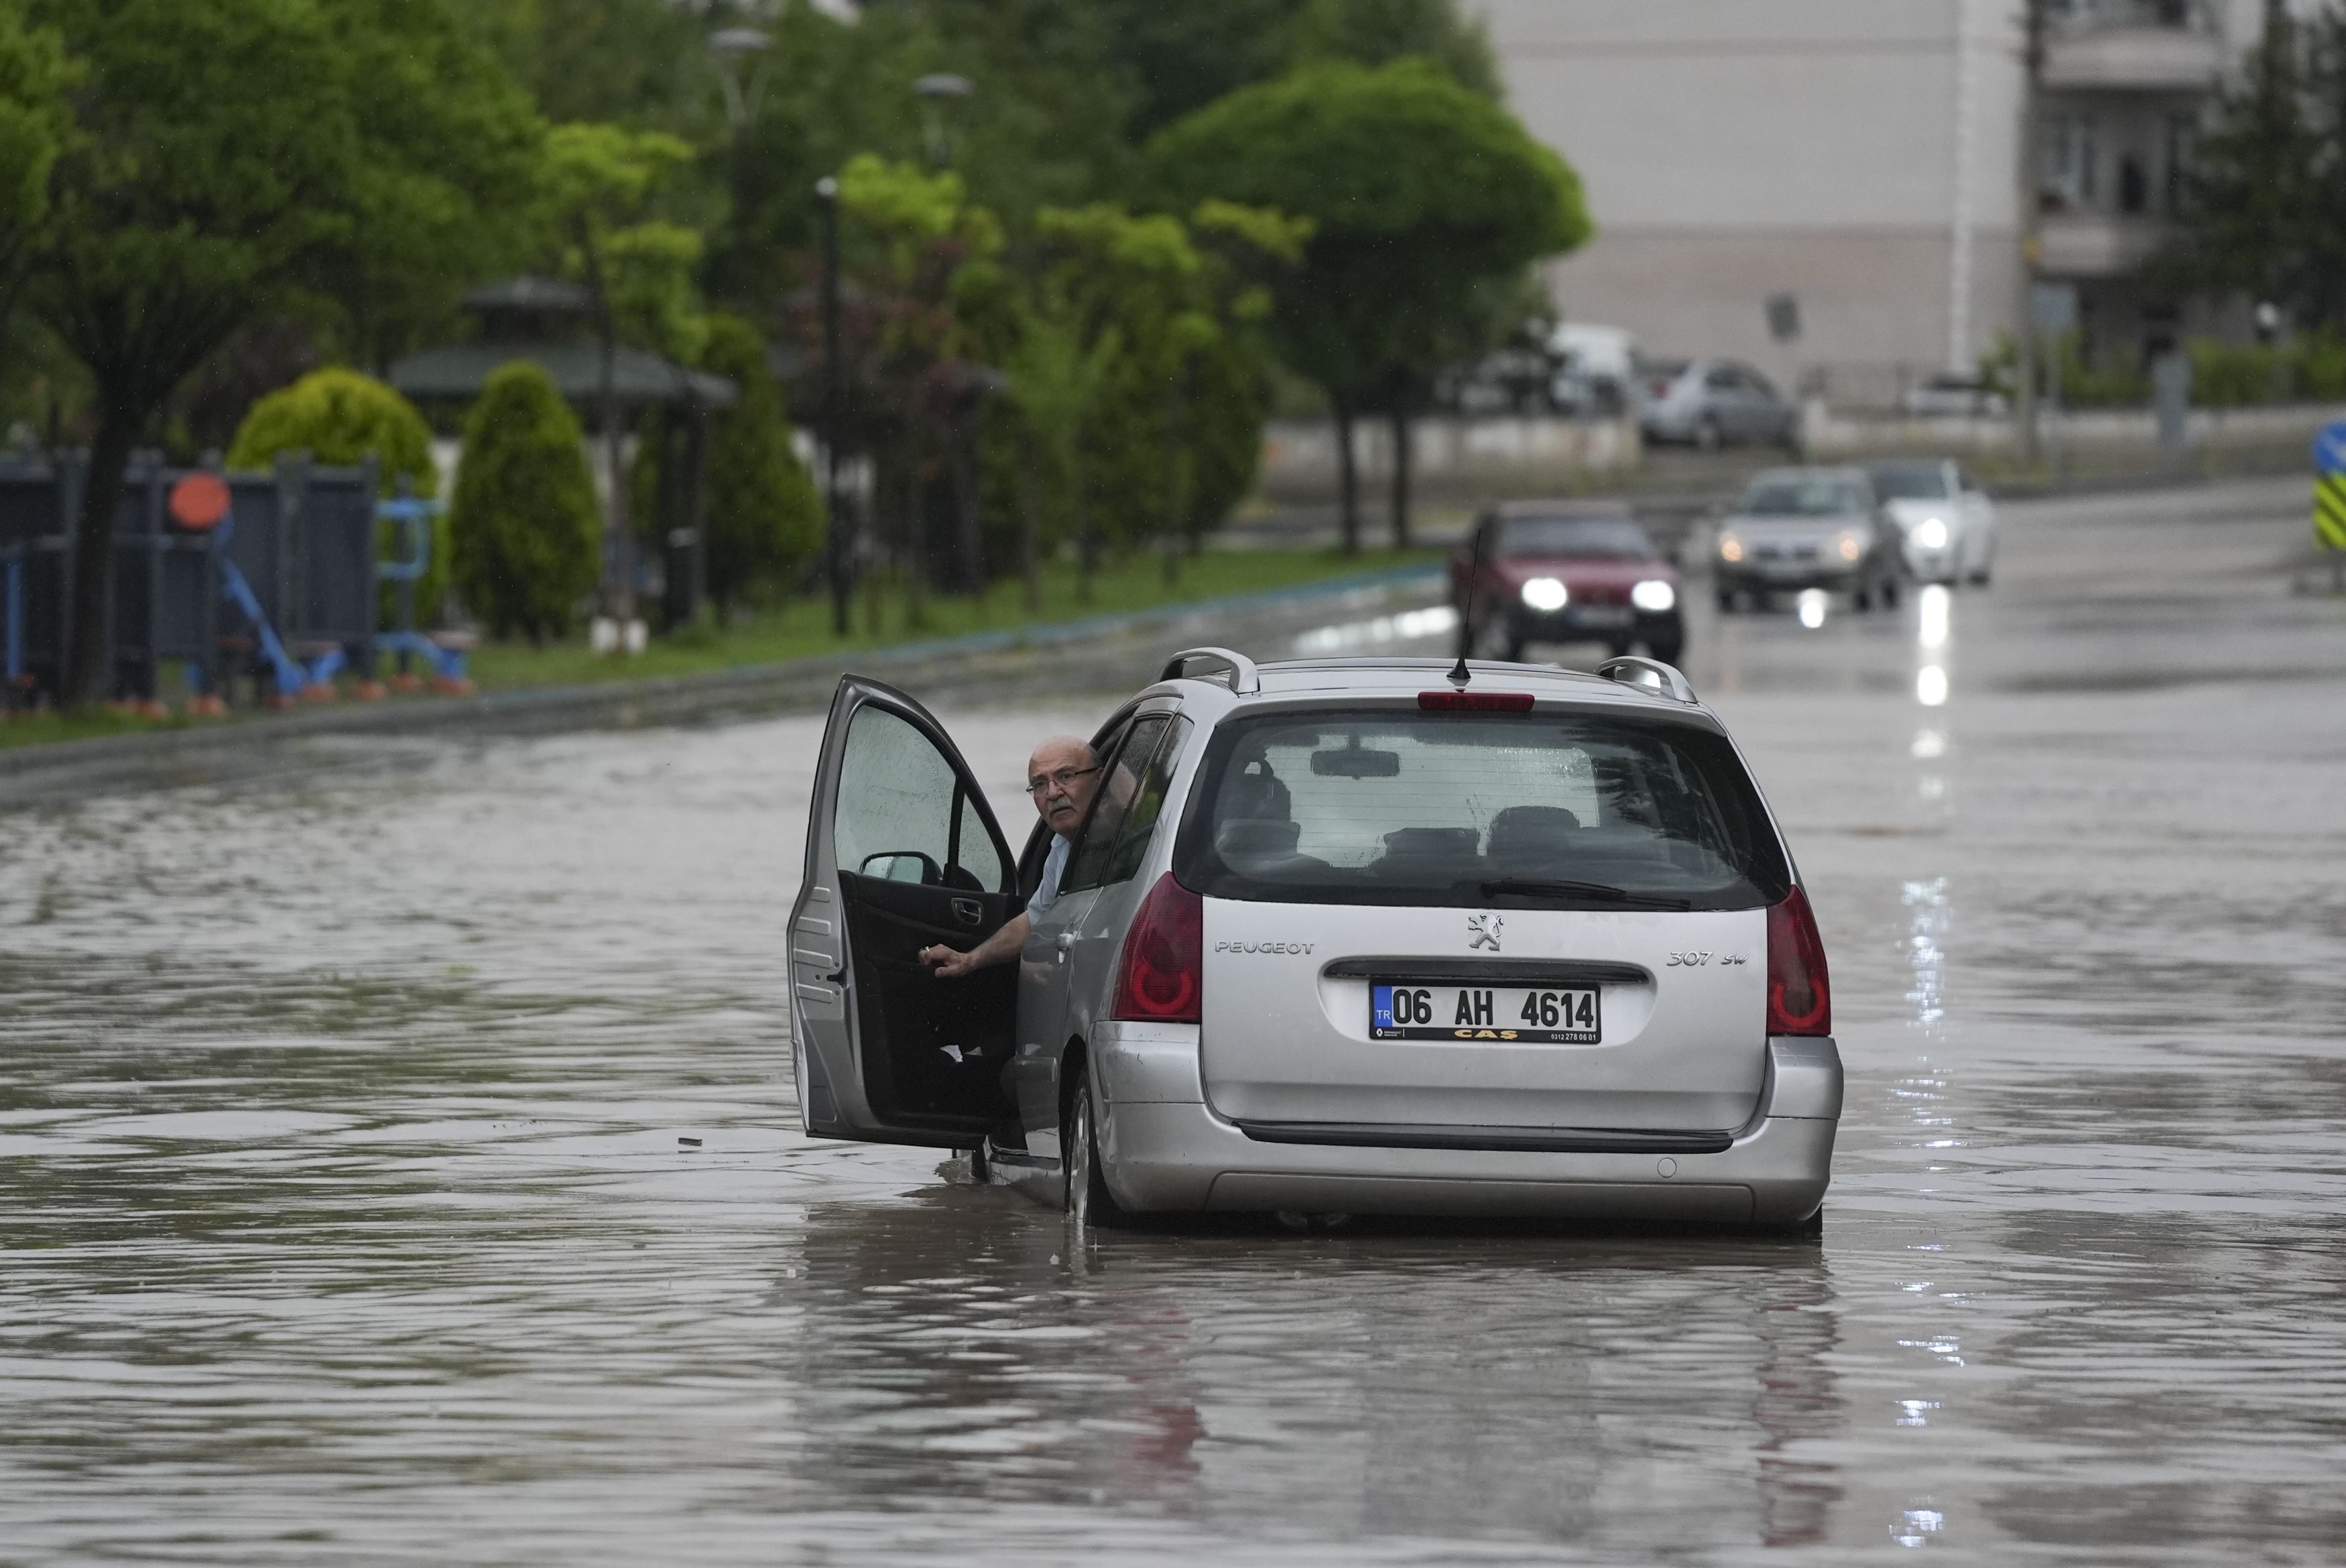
[1569,606,1633,629]
[1371,982,1601,1045]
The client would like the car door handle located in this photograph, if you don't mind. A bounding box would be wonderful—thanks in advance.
[1056,932,1076,963]
[952,897,983,926]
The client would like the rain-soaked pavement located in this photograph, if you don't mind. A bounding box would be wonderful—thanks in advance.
[3,476,2343,1565]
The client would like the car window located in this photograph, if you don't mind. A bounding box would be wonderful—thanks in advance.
[1865,464,1952,501]
[1174,710,1790,911]
[1498,516,1656,560]
[1740,476,1867,517]
[1705,366,1739,390]
[1954,466,1979,493]
[1101,717,1190,887]
[1060,715,1172,895]
[835,704,1007,892]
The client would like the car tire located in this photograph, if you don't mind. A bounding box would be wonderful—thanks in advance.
[1715,588,1738,614]
[1694,416,1722,452]
[1853,582,1873,612]
[1880,574,1902,610]
[1062,1059,1129,1232]
[1969,562,1992,587]
[1645,637,1684,665]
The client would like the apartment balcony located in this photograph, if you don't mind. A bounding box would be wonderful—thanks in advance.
[2043,2,2225,92]
[2037,211,2168,277]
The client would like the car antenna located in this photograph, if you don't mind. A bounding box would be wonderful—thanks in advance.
[1448,516,1487,688]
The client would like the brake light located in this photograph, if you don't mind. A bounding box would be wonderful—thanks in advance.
[1111,873,1203,1023]
[1766,887,1832,1036]
[1418,691,1535,712]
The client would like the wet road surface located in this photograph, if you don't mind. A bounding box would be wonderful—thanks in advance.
[3,476,2343,1564]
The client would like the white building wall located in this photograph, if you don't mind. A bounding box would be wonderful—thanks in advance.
[1477,0,2031,381]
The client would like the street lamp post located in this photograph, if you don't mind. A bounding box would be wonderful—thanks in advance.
[708,27,774,129]
[913,72,975,169]
[817,175,851,636]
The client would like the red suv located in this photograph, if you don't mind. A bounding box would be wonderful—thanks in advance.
[1453,501,1686,665]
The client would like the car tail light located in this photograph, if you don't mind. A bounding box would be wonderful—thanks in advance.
[1111,873,1202,1023]
[1418,691,1535,712]
[1766,887,1832,1036]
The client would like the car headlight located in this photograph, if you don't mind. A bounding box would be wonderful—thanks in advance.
[1630,578,1676,612]
[1836,529,1864,562]
[1521,576,1568,611]
[1912,517,1949,549]
[1717,532,1745,564]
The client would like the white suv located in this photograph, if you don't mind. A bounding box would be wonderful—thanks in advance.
[790,651,1841,1232]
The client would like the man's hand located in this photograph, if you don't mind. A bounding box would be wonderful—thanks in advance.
[919,943,981,979]
[918,913,1029,980]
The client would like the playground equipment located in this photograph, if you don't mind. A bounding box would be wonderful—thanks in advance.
[373,484,471,692]
[0,450,386,710]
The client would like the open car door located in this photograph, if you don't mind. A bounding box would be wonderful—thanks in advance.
[789,675,1020,1147]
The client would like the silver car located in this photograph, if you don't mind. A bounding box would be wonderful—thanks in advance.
[1638,358,1798,450]
[1861,460,1997,586]
[1714,466,1906,612]
[790,652,1841,1232]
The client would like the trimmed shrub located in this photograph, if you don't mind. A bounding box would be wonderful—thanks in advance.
[226,368,449,624]
[450,362,600,643]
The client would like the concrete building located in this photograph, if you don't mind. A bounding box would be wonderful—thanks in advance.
[1479,0,2279,402]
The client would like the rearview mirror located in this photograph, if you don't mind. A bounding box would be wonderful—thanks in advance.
[1311,744,1401,778]
[860,851,942,884]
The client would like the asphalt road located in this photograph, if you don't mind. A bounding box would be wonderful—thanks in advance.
[1,475,2341,1565]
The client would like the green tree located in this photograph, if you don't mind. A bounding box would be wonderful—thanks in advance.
[0,2,74,334]
[540,120,696,627]
[225,367,450,625]
[316,0,545,368]
[27,0,362,705]
[450,361,599,643]
[1145,59,1589,550]
[2164,3,2346,333]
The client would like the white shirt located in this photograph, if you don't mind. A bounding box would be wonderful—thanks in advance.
[1028,833,1071,920]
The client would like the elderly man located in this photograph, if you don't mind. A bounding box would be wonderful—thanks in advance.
[919,735,1099,978]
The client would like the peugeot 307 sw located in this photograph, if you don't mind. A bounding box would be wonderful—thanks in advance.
[788,650,1840,1231]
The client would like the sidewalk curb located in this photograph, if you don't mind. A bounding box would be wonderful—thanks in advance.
[0,562,1442,791]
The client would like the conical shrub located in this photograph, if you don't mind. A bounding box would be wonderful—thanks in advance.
[450,361,599,643]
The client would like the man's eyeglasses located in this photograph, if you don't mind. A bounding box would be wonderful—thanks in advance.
[1028,764,1099,795]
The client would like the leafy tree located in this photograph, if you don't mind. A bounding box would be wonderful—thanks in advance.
[539,120,696,625]
[0,2,74,334]
[2164,3,2346,333]
[225,367,449,624]
[1145,59,1589,551]
[27,0,365,706]
[314,0,545,369]
[1288,0,1501,97]
[450,361,599,643]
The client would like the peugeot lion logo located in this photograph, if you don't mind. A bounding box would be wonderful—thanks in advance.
[1467,913,1503,952]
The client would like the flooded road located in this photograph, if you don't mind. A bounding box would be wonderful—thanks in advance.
[4,476,2344,1565]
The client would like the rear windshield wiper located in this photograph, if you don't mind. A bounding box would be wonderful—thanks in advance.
[1480,878,1692,911]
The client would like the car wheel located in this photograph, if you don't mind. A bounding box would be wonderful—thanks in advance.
[1853,582,1873,612]
[1645,634,1684,665]
[1062,1059,1128,1232]
[1715,588,1737,614]
[1879,574,1902,609]
[1694,416,1722,452]
[1969,562,1992,587]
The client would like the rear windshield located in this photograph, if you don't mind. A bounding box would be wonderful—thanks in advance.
[1865,464,1951,501]
[1174,708,1791,911]
[1499,516,1656,560]
[1740,476,1868,517]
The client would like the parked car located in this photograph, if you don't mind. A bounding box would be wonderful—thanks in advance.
[1450,501,1684,664]
[1898,373,2009,418]
[1861,459,1996,586]
[1713,467,1905,611]
[790,656,1841,1231]
[1637,358,1798,450]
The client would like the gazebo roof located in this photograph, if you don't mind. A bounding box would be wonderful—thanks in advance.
[387,341,737,411]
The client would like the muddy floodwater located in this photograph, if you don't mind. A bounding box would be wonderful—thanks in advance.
[3,478,2343,1565]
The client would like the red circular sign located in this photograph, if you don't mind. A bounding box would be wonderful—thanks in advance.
[168,472,231,531]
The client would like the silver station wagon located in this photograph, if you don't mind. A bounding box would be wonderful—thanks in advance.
[790,650,1841,1232]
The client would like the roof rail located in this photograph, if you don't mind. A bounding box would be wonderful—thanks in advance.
[1160,646,1260,694]
[1597,655,1699,705]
